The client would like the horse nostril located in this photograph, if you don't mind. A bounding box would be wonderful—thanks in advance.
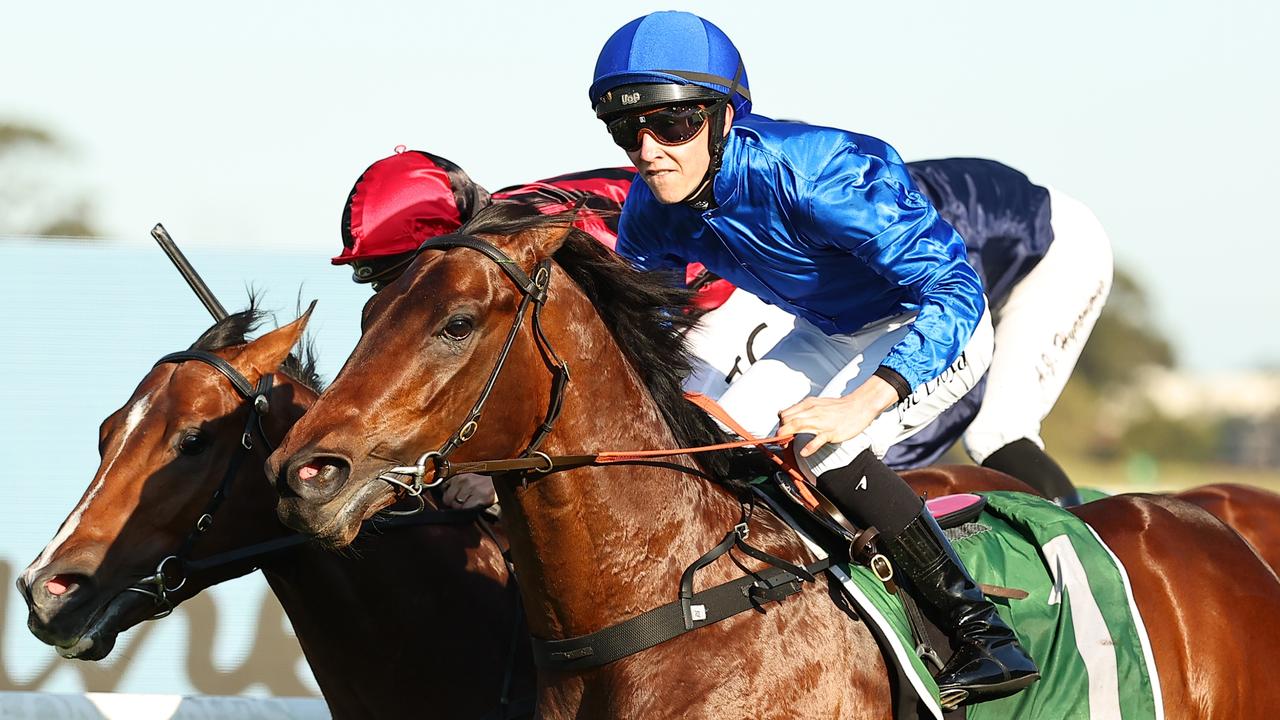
[286,456,351,502]
[41,573,87,602]
[298,462,341,486]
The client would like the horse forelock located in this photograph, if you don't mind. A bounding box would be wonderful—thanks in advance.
[189,294,324,393]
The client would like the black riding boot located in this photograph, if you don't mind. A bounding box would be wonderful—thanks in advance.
[809,449,1038,709]
[882,508,1040,708]
[982,438,1081,507]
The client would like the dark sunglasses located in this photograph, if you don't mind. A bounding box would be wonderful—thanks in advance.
[606,105,710,152]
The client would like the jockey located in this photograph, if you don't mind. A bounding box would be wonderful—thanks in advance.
[590,11,1038,707]
[686,157,1113,506]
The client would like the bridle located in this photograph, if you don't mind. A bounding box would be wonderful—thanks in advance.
[114,345,531,718]
[126,349,276,618]
[365,231,849,674]
[376,233,571,506]
[125,344,499,619]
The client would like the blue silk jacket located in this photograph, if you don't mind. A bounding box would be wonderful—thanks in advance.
[616,115,986,390]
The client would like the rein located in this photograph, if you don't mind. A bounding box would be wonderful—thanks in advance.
[376,234,568,504]
[376,232,845,673]
[127,349,484,619]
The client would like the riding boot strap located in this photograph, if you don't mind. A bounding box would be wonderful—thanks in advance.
[881,508,1039,706]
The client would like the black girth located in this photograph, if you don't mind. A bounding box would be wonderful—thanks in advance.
[371,232,831,674]
[530,500,830,672]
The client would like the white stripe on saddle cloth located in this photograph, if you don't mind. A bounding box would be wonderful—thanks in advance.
[1081,526,1166,720]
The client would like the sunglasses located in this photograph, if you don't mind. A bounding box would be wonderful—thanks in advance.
[606,105,711,152]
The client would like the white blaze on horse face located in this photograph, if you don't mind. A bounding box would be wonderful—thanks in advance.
[23,392,154,583]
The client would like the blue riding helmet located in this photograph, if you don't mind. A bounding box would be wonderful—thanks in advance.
[590,11,751,119]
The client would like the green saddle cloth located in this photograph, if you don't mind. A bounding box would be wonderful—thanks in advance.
[836,492,1162,719]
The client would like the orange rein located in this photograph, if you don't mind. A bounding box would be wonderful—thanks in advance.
[595,393,820,509]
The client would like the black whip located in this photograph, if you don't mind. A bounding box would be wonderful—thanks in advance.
[151,223,228,321]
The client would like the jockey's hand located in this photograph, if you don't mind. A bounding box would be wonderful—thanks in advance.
[442,473,497,509]
[778,376,900,458]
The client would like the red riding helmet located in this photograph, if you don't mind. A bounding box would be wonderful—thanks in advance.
[333,149,491,286]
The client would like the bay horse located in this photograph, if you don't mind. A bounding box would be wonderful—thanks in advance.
[268,206,1280,718]
[17,304,533,720]
[906,466,1280,576]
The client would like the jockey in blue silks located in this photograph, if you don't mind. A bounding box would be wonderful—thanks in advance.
[589,11,1039,708]
[684,156,1114,507]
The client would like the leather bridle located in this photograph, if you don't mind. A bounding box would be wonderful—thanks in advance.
[375,234,571,506]
[129,347,494,617]
[366,232,845,674]
[127,349,276,618]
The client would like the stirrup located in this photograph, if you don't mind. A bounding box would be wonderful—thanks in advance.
[938,687,968,711]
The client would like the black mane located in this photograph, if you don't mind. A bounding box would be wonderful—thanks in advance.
[458,204,750,485]
[189,294,324,393]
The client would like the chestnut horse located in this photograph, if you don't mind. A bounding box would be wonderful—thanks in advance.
[906,467,1280,575]
[269,207,1280,718]
[18,305,533,720]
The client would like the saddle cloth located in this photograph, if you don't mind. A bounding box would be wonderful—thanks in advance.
[756,488,1163,720]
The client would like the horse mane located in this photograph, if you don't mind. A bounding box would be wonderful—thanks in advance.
[459,204,752,487]
[189,293,325,393]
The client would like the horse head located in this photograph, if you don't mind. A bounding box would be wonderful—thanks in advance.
[269,206,594,547]
[18,306,315,660]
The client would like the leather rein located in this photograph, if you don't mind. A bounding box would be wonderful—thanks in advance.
[377,233,836,672]
[127,348,483,619]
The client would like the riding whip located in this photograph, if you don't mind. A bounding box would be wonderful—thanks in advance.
[151,223,228,322]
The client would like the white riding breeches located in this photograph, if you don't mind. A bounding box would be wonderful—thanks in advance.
[713,306,994,478]
[684,186,1111,467]
[961,186,1113,462]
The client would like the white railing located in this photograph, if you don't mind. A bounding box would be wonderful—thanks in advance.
[0,692,329,719]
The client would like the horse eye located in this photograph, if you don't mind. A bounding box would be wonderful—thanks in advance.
[443,317,474,341]
[178,432,206,456]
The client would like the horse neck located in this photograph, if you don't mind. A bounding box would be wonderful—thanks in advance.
[256,376,531,716]
[259,523,528,719]
[495,291,749,642]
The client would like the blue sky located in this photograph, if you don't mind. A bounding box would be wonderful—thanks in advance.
[3,0,1277,370]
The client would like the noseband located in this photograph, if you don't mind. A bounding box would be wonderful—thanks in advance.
[376,233,570,508]
[127,349,274,618]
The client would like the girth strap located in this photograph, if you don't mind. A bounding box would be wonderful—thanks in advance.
[678,523,816,631]
[530,555,831,672]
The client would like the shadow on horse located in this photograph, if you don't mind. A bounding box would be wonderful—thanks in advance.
[18,303,533,719]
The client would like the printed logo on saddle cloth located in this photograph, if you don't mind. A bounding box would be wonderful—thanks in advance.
[836,492,1161,720]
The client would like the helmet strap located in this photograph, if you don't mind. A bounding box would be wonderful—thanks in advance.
[680,60,745,211]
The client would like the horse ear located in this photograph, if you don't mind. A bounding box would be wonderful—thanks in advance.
[527,215,576,258]
[234,300,317,379]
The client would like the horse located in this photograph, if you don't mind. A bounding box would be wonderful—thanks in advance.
[905,467,1280,576]
[17,304,534,720]
[267,206,1280,718]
